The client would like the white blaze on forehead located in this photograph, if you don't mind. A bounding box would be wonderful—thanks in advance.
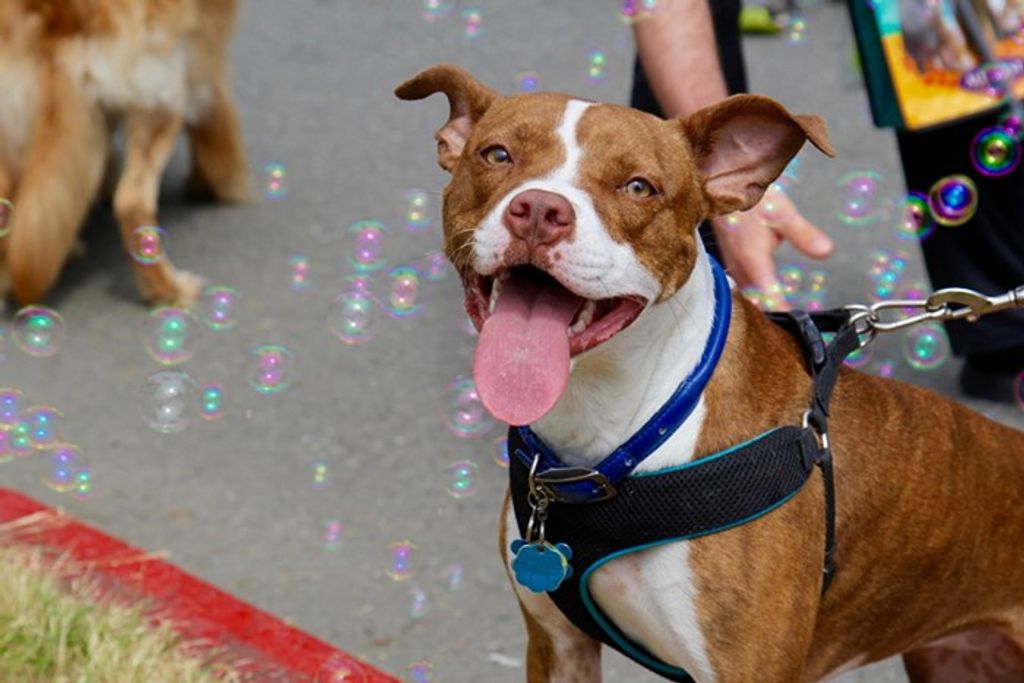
[472,99,661,304]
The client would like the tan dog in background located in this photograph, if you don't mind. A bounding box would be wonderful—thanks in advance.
[0,0,249,307]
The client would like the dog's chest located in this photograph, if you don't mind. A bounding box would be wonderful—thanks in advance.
[0,57,38,171]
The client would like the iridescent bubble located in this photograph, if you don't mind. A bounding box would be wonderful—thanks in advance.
[410,587,428,619]
[13,306,65,357]
[407,661,434,683]
[387,266,425,319]
[387,541,416,581]
[420,0,455,21]
[199,384,225,420]
[786,15,808,44]
[776,156,802,190]
[873,359,896,379]
[316,656,367,683]
[328,289,379,345]
[348,220,388,273]
[443,563,464,591]
[897,281,930,315]
[200,286,239,331]
[440,377,496,438]
[462,7,482,40]
[290,255,312,291]
[741,283,785,311]
[264,162,288,201]
[836,170,883,226]
[758,184,796,226]
[903,323,950,371]
[23,406,62,449]
[71,469,94,501]
[514,71,540,93]
[248,345,294,394]
[9,421,33,456]
[0,198,12,238]
[43,444,87,493]
[0,388,23,427]
[1000,110,1023,136]
[312,458,331,490]
[843,344,873,369]
[129,225,167,265]
[403,190,432,232]
[1015,371,1024,408]
[927,174,978,227]
[619,0,657,23]
[895,192,935,242]
[324,519,343,552]
[971,126,1021,177]
[492,435,510,468]
[865,248,909,302]
[421,251,451,282]
[143,307,198,365]
[586,50,608,83]
[138,371,198,434]
[446,460,478,498]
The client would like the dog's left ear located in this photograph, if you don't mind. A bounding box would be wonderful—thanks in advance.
[679,94,836,216]
[395,64,498,172]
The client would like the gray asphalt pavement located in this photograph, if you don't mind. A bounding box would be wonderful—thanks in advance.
[2,2,1022,681]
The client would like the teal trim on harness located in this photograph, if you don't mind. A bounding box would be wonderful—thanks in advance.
[631,428,782,479]
[577,485,802,677]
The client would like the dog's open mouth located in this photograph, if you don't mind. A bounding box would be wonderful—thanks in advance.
[465,266,646,426]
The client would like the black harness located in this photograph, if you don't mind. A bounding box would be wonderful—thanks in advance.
[508,308,862,680]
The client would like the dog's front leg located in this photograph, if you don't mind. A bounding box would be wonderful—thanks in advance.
[519,594,602,683]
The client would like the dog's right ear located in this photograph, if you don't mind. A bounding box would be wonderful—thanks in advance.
[395,64,498,173]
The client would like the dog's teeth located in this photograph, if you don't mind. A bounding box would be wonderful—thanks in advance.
[569,300,597,336]
[489,277,503,314]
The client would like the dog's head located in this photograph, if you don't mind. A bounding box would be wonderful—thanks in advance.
[396,64,833,425]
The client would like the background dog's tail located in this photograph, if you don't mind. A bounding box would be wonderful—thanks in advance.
[6,68,108,305]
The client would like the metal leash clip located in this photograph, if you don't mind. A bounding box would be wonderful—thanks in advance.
[846,284,1024,341]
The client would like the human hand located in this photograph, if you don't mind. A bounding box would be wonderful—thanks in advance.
[710,185,833,311]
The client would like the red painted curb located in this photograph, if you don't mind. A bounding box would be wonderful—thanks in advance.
[0,488,400,683]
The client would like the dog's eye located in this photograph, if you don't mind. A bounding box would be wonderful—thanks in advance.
[481,145,512,165]
[623,178,657,198]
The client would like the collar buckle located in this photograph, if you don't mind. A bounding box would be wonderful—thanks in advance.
[534,466,618,503]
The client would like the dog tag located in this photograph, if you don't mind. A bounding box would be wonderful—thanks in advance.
[510,539,573,593]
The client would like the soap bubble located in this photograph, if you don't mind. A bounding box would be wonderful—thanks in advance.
[619,0,657,23]
[312,458,331,490]
[421,251,451,282]
[8,422,33,455]
[328,289,379,345]
[895,192,935,242]
[316,655,366,683]
[407,661,434,683]
[23,406,62,449]
[43,444,88,493]
[492,435,510,468]
[903,323,950,371]
[290,255,311,291]
[264,162,288,200]
[198,383,225,420]
[462,7,483,39]
[248,344,294,394]
[403,189,432,232]
[446,460,478,498]
[971,127,1021,177]
[13,306,65,357]
[927,174,978,227]
[586,50,608,83]
[129,225,166,265]
[514,71,540,92]
[873,359,896,379]
[777,264,828,310]
[865,249,909,302]
[0,198,12,238]
[440,377,495,438]
[143,307,198,365]
[786,15,808,44]
[200,286,239,331]
[348,220,387,273]
[758,184,797,226]
[387,541,417,581]
[0,388,23,427]
[387,266,425,319]
[138,371,198,434]
[410,587,429,619]
[420,0,455,21]
[836,170,884,226]
[843,344,873,369]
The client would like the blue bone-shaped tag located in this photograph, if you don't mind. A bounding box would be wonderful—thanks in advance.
[510,539,573,593]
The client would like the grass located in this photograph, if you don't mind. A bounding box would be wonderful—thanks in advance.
[0,542,240,683]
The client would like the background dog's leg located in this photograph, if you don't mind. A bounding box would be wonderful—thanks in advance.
[7,70,107,304]
[115,110,201,307]
[185,0,250,203]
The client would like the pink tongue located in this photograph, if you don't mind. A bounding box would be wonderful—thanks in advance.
[474,273,583,426]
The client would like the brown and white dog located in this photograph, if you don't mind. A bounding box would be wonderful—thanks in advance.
[397,64,1024,682]
[0,0,249,306]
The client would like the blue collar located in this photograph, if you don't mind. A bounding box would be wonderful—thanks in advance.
[513,256,732,503]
